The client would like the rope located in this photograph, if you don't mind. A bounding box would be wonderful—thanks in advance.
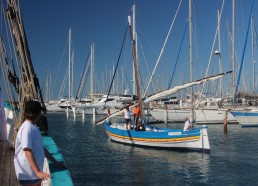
[201,0,225,95]
[144,0,183,97]
[233,0,254,102]
[51,35,69,99]
[75,49,91,101]
[167,20,188,89]
[106,26,128,102]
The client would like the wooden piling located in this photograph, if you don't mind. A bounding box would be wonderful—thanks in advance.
[73,108,76,120]
[82,109,85,121]
[93,108,96,123]
[224,110,228,133]
[66,106,69,118]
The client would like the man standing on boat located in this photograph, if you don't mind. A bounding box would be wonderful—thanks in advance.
[183,117,191,131]
[133,105,140,127]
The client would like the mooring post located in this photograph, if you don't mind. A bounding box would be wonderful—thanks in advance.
[66,106,69,118]
[93,108,96,123]
[224,110,228,133]
[82,109,85,121]
[72,107,76,120]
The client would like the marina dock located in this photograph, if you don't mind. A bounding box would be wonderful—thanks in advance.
[0,140,19,186]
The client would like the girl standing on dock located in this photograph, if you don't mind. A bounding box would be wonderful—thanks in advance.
[14,100,64,186]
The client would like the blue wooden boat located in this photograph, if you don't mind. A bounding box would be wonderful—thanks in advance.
[104,121,210,153]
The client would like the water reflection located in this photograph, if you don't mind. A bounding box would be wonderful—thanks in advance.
[106,138,211,185]
[47,113,258,185]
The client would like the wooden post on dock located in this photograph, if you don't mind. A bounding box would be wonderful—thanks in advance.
[82,109,85,121]
[224,110,228,133]
[72,107,76,120]
[93,108,96,123]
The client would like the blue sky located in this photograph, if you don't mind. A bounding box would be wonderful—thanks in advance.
[1,0,257,100]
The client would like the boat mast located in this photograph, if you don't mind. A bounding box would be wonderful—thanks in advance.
[218,9,223,98]
[90,43,95,102]
[251,16,256,94]
[112,65,115,94]
[68,28,71,100]
[189,0,194,123]
[129,4,142,116]
[132,4,137,97]
[232,0,235,90]
[121,66,124,94]
[71,49,74,100]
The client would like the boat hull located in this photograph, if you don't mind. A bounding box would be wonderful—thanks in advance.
[150,108,190,123]
[195,109,238,124]
[230,111,258,127]
[104,122,210,153]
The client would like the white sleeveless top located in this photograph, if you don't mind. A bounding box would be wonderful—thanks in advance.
[123,109,131,119]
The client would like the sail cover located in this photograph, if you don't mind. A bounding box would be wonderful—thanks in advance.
[144,71,232,103]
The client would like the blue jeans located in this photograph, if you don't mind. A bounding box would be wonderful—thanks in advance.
[19,179,41,185]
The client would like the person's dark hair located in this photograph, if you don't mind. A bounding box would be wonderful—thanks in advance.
[24,100,43,120]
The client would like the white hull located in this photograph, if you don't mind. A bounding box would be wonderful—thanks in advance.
[71,94,132,115]
[72,106,106,115]
[195,109,238,124]
[150,108,191,122]
[46,104,65,112]
[230,111,258,127]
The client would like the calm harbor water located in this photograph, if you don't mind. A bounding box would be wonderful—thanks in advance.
[47,112,258,186]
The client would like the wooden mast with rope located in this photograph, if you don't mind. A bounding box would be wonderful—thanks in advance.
[3,0,47,144]
[128,5,143,122]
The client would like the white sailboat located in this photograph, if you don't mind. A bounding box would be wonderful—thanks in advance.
[229,0,257,127]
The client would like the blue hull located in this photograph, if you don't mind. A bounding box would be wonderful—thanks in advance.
[104,122,210,153]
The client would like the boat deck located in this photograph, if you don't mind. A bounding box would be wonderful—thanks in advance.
[0,140,19,186]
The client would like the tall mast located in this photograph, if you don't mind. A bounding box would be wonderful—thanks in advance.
[218,9,223,98]
[189,0,194,122]
[189,0,193,83]
[68,28,71,100]
[122,66,124,94]
[112,65,115,93]
[232,0,235,89]
[71,49,74,99]
[90,43,95,102]
[129,4,142,116]
[132,4,137,96]
[251,16,256,93]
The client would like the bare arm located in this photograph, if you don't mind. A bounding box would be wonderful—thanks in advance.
[44,147,67,169]
[187,122,191,130]
[24,148,50,180]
